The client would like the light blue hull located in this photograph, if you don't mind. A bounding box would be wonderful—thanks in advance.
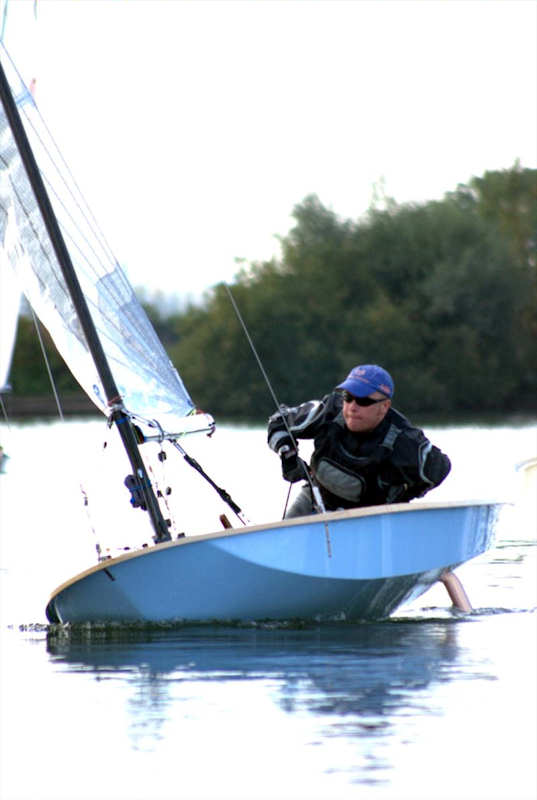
[46,501,501,624]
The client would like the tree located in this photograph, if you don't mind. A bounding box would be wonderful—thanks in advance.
[458,163,537,269]
[10,313,79,395]
[10,167,537,419]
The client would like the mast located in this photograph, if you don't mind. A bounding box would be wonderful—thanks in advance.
[0,58,171,543]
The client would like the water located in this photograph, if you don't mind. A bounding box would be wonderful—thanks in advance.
[0,418,536,800]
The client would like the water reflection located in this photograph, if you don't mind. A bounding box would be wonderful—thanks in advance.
[46,621,463,749]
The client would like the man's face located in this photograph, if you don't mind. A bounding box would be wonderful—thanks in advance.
[341,392,391,433]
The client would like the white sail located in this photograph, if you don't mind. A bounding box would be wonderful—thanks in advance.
[0,49,211,434]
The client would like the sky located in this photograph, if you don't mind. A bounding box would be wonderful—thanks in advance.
[3,0,537,303]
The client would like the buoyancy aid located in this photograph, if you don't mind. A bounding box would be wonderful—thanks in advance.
[310,411,406,509]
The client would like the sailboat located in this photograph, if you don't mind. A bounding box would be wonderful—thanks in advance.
[0,49,502,625]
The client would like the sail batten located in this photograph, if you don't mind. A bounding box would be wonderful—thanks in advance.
[0,48,206,434]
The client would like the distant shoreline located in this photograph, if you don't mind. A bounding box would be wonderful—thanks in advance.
[0,393,98,418]
[1,393,536,429]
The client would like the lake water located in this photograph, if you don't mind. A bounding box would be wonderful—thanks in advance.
[0,417,536,800]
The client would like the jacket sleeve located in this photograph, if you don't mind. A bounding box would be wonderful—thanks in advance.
[383,429,451,502]
[267,396,331,454]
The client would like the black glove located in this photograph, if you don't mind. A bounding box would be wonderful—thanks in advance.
[424,447,452,485]
[279,446,308,483]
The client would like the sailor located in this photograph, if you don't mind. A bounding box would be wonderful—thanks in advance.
[268,364,451,517]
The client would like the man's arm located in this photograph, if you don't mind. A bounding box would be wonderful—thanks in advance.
[267,397,329,453]
[386,430,451,501]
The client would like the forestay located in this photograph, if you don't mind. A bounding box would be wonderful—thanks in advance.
[0,48,208,434]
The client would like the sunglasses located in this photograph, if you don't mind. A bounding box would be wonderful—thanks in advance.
[342,390,388,407]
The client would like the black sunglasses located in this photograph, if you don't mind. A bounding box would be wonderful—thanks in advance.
[342,390,388,407]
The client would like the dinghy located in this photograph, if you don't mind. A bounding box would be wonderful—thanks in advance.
[0,49,501,624]
[44,500,499,624]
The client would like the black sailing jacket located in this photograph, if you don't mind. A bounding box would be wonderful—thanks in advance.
[268,392,451,510]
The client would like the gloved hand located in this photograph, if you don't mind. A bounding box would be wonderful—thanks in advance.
[424,447,451,485]
[279,445,308,483]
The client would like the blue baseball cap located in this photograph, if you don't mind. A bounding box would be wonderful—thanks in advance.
[336,364,394,398]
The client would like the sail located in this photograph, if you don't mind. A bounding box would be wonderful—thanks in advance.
[0,48,210,434]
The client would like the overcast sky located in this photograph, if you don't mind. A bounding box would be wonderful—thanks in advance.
[4,0,537,301]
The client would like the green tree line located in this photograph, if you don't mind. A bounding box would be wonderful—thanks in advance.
[8,164,537,421]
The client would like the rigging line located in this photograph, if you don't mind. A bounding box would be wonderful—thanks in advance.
[224,283,326,515]
[0,1,8,43]
[128,415,246,524]
[27,144,116,278]
[6,123,117,281]
[1,154,75,311]
[282,482,293,520]
[2,45,118,267]
[224,283,281,413]
[1,59,171,358]
[30,124,117,268]
[3,141,164,362]
[79,482,103,563]
[0,57,171,544]
[0,64,116,285]
[169,437,251,526]
[28,166,115,279]
[30,305,65,421]
[2,157,150,362]
[0,392,10,424]
[145,440,191,539]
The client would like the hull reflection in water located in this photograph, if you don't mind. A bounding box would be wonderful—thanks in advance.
[46,500,501,624]
[45,620,462,722]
